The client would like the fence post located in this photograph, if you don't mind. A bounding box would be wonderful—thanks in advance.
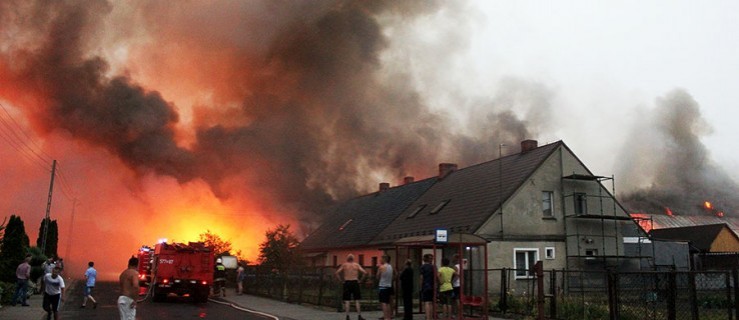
[297,267,304,304]
[550,270,557,319]
[500,268,508,313]
[317,267,325,307]
[726,271,733,320]
[607,270,616,320]
[668,270,677,320]
[733,269,739,320]
[535,261,544,320]
[689,272,698,320]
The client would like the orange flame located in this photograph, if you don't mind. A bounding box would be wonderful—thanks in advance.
[665,207,674,216]
[704,201,713,209]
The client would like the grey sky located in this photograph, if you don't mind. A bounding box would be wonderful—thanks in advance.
[386,1,739,188]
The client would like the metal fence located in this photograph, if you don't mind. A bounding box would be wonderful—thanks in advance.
[490,268,739,320]
[242,266,383,311]
[241,265,739,319]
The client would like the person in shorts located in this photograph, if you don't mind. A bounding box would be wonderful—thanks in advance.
[377,255,395,320]
[438,257,457,320]
[42,266,65,320]
[82,261,98,308]
[118,256,139,320]
[335,254,367,320]
[419,254,435,320]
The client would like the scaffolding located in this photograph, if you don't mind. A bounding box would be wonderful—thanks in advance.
[561,173,653,271]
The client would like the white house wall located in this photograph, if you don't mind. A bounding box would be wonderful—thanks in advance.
[478,145,633,272]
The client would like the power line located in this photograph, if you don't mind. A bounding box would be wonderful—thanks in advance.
[0,101,54,163]
[0,103,53,171]
[0,124,50,172]
[0,102,80,200]
[54,165,79,201]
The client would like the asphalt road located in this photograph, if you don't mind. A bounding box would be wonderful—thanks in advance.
[60,280,272,319]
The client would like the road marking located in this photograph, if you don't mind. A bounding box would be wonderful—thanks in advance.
[208,298,280,320]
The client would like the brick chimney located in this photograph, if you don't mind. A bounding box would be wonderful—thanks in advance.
[379,182,390,192]
[438,163,458,179]
[520,140,538,153]
[403,176,415,184]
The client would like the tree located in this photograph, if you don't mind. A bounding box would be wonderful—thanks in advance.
[199,230,233,257]
[36,218,58,258]
[258,224,300,272]
[0,215,30,282]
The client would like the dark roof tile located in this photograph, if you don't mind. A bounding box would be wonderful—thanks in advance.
[300,178,436,251]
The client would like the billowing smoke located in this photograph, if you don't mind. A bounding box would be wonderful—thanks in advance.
[618,89,739,216]
[0,0,546,235]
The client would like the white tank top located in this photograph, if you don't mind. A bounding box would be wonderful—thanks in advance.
[379,264,393,288]
[453,264,460,287]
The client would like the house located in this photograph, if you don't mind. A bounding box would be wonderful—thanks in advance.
[649,223,739,270]
[300,140,650,291]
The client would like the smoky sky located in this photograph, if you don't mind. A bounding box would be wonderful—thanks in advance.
[618,89,739,216]
[0,0,543,227]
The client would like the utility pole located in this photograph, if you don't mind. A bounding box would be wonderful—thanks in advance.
[499,144,505,238]
[64,198,77,260]
[41,159,57,255]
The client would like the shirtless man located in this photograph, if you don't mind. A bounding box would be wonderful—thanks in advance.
[335,254,367,320]
[118,257,139,320]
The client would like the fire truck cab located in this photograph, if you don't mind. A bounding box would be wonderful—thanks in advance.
[148,242,214,303]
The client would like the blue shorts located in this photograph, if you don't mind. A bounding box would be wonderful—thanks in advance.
[84,286,94,296]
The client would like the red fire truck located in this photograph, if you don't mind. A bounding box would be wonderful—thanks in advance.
[137,242,214,303]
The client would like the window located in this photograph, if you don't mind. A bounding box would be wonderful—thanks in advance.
[514,248,539,279]
[333,255,338,267]
[542,191,554,217]
[371,256,378,267]
[408,205,426,218]
[545,247,555,260]
[358,254,365,266]
[574,193,587,215]
[585,249,598,259]
[430,200,451,214]
[338,219,353,231]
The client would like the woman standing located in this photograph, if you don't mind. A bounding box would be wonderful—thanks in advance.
[236,262,246,295]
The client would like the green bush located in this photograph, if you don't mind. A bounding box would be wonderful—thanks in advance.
[0,281,15,305]
[699,294,731,309]
[556,297,610,320]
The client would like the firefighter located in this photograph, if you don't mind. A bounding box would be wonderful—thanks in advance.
[213,258,226,297]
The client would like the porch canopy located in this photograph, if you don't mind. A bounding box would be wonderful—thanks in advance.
[385,232,489,319]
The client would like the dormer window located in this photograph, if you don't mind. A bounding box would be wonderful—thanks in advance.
[430,200,451,215]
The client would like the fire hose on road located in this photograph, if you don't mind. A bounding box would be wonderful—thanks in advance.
[207,298,280,320]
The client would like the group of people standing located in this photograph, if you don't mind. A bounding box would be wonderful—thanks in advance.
[335,253,464,320]
[420,254,462,320]
[10,254,75,320]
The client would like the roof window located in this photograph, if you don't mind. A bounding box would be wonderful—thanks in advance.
[338,219,353,231]
[430,200,451,214]
[407,205,427,218]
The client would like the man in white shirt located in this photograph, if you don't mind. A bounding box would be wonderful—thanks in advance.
[42,266,65,320]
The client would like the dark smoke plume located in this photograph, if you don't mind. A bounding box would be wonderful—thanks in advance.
[0,0,548,226]
[618,89,739,216]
